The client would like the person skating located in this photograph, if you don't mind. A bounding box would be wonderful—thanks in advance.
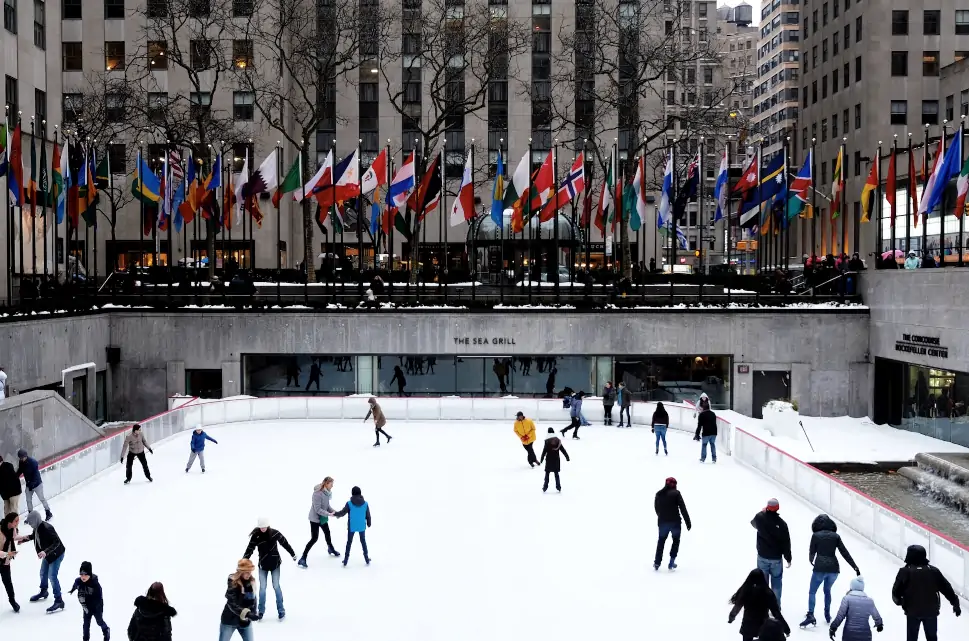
[298,477,340,567]
[220,559,259,641]
[602,381,615,425]
[332,486,372,566]
[364,397,392,446]
[653,477,691,571]
[19,509,67,612]
[0,454,22,515]
[728,568,790,641]
[800,514,861,628]
[0,512,20,612]
[697,392,711,413]
[243,518,296,620]
[16,449,52,520]
[891,544,961,641]
[128,582,177,641]
[694,405,718,463]
[539,428,570,492]
[186,425,218,473]
[617,382,631,427]
[70,561,110,641]
[514,412,539,468]
[120,424,154,484]
[829,576,883,641]
[751,498,792,605]
[651,402,670,455]
[757,617,790,641]
[561,391,583,439]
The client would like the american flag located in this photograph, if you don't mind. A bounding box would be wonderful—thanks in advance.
[169,150,184,180]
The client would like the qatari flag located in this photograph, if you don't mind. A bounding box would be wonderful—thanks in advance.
[241,149,279,199]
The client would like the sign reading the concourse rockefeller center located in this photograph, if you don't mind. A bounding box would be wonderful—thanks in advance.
[895,334,949,359]
[454,337,518,346]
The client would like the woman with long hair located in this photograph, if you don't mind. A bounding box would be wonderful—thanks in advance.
[0,512,20,612]
[128,581,177,641]
[220,559,259,640]
[728,569,790,641]
[298,476,340,567]
[651,402,670,455]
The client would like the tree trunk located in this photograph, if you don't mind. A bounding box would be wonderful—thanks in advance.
[301,146,316,283]
[408,216,422,284]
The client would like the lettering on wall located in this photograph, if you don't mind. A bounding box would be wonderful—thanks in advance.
[453,337,518,346]
[895,334,948,359]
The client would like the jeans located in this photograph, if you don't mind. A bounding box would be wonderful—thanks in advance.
[523,443,538,466]
[757,556,784,604]
[701,435,717,462]
[807,571,838,619]
[654,522,681,566]
[82,610,110,641]
[302,520,335,558]
[654,425,668,453]
[543,471,561,491]
[345,531,370,561]
[579,412,591,426]
[186,450,206,471]
[25,484,50,512]
[219,625,254,641]
[39,554,64,600]
[125,452,151,482]
[906,615,938,641]
[257,566,284,617]
[619,406,631,425]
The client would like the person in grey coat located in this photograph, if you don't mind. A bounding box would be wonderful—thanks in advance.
[829,577,883,641]
[298,477,340,567]
[561,392,583,439]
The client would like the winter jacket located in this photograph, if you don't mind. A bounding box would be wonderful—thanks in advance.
[602,385,615,406]
[334,495,372,533]
[190,431,217,453]
[220,576,257,628]
[0,520,17,565]
[728,588,789,638]
[243,527,296,571]
[809,514,858,575]
[891,545,960,618]
[121,431,151,457]
[695,409,718,438]
[365,402,387,428]
[308,485,336,524]
[0,460,22,499]
[617,387,631,408]
[831,590,883,641]
[751,510,792,562]
[127,596,177,641]
[539,436,570,473]
[23,511,65,561]
[654,486,692,528]
[904,256,920,269]
[69,575,104,614]
[757,617,790,641]
[651,408,670,429]
[569,395,583,418]
[17,456,42,490]
[514,418,537,445]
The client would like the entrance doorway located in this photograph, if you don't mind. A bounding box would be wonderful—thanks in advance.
[751,370,790,419]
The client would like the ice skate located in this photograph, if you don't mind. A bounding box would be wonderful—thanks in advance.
[668,560,677,571]
[10,599,19,613]
[328,546,340,557]
[386,436,392,444]
[297,556,307,568]
[373,442,380,447]
[46,599,65,613]
[29,591,48,602]
[653,563,660,571]
[799,613,817,628]
[45,509,53,521]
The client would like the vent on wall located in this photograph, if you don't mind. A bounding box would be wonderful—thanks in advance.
[106,346,121,365]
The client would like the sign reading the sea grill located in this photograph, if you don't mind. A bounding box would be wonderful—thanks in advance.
[895,334,948,359]
[453,337,518,346]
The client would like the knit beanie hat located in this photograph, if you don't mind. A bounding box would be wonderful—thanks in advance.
[665,477,677,488]
[257,517,270,528]
[766,498,780,512]
[547,427,555,434]
[236,559,255,573]
[17,448,27,458]
[351,486,362,496]
[850,577,865,592]
[79,561,93,575]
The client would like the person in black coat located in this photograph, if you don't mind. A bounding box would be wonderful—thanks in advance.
[70,561,110,641]
[694,407,718,463]
[601,382,616,425]
[1,512,20,612]
[801,514,860,628]
[0,454,22,516]
[729,568,790,641]
[891,544,961,641]
[538,428,570,493]
[305,359,322,392]
[128,582,177,641]
[751,498,792,605]
[654,477,691,571]
[221,559,260,639]
[243,518,296,620]
[390,365,407,396]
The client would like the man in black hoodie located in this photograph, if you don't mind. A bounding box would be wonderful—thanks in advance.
[20,509,67,612]
[243,518,297,620]
[69,561,110,641]
[654,477,691,571]
[751,498,792,605]
[694,407,718,463]
[892,544,961,641]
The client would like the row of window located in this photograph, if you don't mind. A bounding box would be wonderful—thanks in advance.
[60,89,255,124]
[888,50,963,78]
[889,100,943,126]
[3,0,44,49]
[4,75,47,126]
[803,56,862,107]
[891,10,969,36]
[804,0,858,38]
[60,39,254,73]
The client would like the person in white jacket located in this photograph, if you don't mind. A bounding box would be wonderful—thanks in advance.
[0,367,8,399]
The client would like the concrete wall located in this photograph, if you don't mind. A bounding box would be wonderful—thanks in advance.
[0,390,104,463]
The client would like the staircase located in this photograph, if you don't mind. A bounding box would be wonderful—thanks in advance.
[896,453,969,516]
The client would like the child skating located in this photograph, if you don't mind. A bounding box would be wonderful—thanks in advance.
[186,425,218,473]
[333,486,372,566]
[69,561,110,641]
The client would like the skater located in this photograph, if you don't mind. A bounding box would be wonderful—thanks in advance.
[298,477,340,567]
[651,402,670,455]
[561,391,583,439]
[186,425,218,473]
[698,392,711,413]
[801,514,861,628]
[20,509,66,612]
[751,498,792,605]
[891,544,961,641]
[243,517,296,620]
[333,486,372,566]
[617,382,631,427]
[364,397,392,446]
[120,425,154,484]
[220,559,259,641]
[539,428,570,492]
[728,568,790,641]
[514,411,539,468]
[0,454,22,515]
[70,562,109,641]
[128,582,177,641]
[390,365,407,396]
[694,404,718,463]
[17,449,52,519]
[653,477,691,570]
[305,359,322,392]
[1,512,20,612]
[602,381,615,425]
[830,577,883,641]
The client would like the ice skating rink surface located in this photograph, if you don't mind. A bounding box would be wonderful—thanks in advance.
[2,421,967,640]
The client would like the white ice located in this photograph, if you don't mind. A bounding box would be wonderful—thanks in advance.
[2,421,967,640]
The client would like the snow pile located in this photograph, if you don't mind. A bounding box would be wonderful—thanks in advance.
[760,400,802,440]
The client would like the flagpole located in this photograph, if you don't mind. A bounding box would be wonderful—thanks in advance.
[181,149,187,275]
[725,138,733,291]
[960,118,966,267]
[500,138,506,305]
[698,138,704,275]
[441,145,448,305]
[875,142,882,257]
[93,143,99,295]
[276,142,282,304]
[891,136,897,256]
[670,140,678,288]
[754,144,762,274]
[356,142,363,302]
[30,119,37,283]
[922,125,929,259]
[527,137,533,305]
[552,140,559,304]
[939,122,948,265]
[387,141,394,302]
[906,133,913,254]
[470,141,475,302]
[584,139,590,276]
[4,108,11,306]
[46,125,53,282]
[784,136,791,273]
[41,121,49,282]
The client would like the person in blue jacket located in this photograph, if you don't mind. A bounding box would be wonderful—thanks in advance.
[333,486,371,566]
[561,391,584,439]
[186,425,218,473]
[16,449,52,521]
[69,561,110,641]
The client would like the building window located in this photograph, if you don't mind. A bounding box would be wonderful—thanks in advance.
[891,10,908,35]
[922,100,939,125]
[148,40,167,69]
[147,92,167,123]
[891,51,908,77]
[146,0,166,17]
[923,51,939,77]
[843,108,849,133]
[822,2,827,26]
[190,91,212,119]
[812,80,817,104]
[957,51,969,63]
[190,40,211,70]
[61,0,79,18]
[34,88,45,125]
[854,104,861,129]
[233,91,254,121]
[62,41,82,71]
[854,150,861,177]
[833,32,839,56]
[105,41,125,70]
[962,90,969,116]
[855,16,862,41]
[104,0,122,19]
[822,39,827,63]
[821,162,827,185]
[62,92,82,123]
[822,75,828,99]
[232,0,252,16]
[844,63,850,86]
[698,2,706,17]
[107,143,125,174]
[821,118,828,142]
[946,95,954,122]
[33,0,44,49]
[855,56,861,82]
[105,92,125,122]
[844,24,850,48]
[832,115,838,138]
[188,0,209,17]
[924,10,940,35]
[232,39,253,69]
[891,101,907,125]
[4,0,16,34]
[231,142,252,173]
[957,10,969,35]
[833,68,839,93]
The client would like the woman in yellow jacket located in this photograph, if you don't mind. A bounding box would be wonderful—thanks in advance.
[514,411,539,468]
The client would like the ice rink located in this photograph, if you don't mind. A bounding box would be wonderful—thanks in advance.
[2,420,967,640]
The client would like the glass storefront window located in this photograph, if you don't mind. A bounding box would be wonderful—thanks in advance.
[614,356,731,408]
[900,363,969,446]
[246,355,357,396]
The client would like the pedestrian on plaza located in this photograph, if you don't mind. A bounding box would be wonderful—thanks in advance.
[904,250,920,269]
[121,424,154,485]
[219,559,259,641]
[800,514,861,628]
[243,518,297,620]
[539,428,570,492]
[17,449,52,520]
[513,412,539,468]
[651,402,670,455]
[602,381,615,425]
[891,544,961,641]
[0,512,20,612]
[0,454,22,515]
[561,391,584,439]
[19,509,67,612]
[751,498,792,605]
[653,477,691,571]
[69,561,110,641]
[186,425,218,473]
[830,576,883,641]
[728,568,790,641]
[298,477,340,567]
[617,382,632,427]
[364,397,393,447]
[332,486,372,566]
[694,405,719,463]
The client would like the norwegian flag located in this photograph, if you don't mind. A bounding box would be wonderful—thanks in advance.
[539,152,586,222]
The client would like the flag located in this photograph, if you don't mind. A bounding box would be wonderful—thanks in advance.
[242,149,280,201]
[411,153,442,222]
[370,187,382,236]
[79,149,98,226]
[274,156,301,207]
[656,149,673,228]
[860,151,878,223]
[596,155,615,234]
[508,150,554,232]
[920,136,959,218]
[631,155,646,231]
[158,151,171,232]
[131,151,161,205]
[382,204,396,235]
[502,151,530,223]
[198,154,221,221]
[787,150,813,220]
[490,150,505,228]
[28,130,37,215]
[298,150,332,202]
[713,146,729,223]
[739,153,785,223]
[622,180,635,230]
[315,149,360,212]
[449,151,474,227]
[387,151,415,208]
[580,174,593,228]
[886,149,896,228]
[674,151,700,218]
[733,152,759,195]
[177,155,199,225]
[955,156,969,220]
[360,148,388,194]
[394,207,411,239]
[332,202,345,233]
[541,152,585,222]
[52,140,65,224]
[831,147,844,219]
[661,221,688,249]
[0,122,7,178]
[909,146,919,227]
[232,153,249,228]
[8,122,23,206]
